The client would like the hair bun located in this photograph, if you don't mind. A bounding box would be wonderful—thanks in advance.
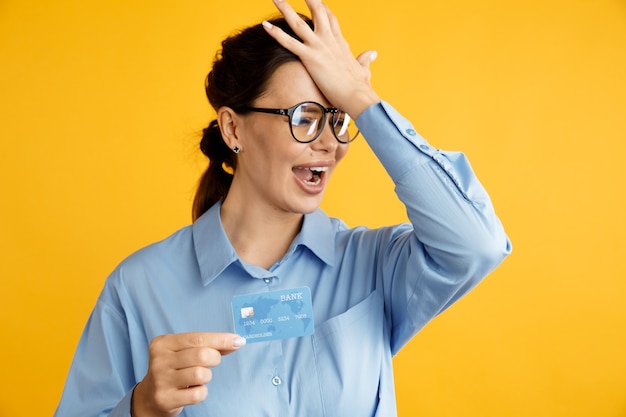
[200,120,229,160]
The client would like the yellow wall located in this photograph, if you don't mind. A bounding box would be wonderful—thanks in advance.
[1,0,625,416]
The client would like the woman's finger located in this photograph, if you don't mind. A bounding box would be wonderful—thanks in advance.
[151,384,209,412]
[172,346,223,370]
[172,365,214,388]
[262,19,304,56]
[303,0,331,34]
[270,0,316,43]
[152,332,245,355]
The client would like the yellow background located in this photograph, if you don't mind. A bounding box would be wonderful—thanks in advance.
[1,0,625,416]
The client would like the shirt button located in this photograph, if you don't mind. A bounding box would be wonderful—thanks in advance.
[271,376,282,386]
[406,128,417,136]
[419,144,430,151]
[264,278,271,284]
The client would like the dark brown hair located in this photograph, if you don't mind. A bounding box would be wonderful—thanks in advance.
[192,15,313,221]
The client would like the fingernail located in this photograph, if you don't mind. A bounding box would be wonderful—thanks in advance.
[262,20,273,29]
[370,50,378,62]
[233,336,247,347]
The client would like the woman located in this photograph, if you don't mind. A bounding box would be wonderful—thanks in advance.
[54,0,511,416]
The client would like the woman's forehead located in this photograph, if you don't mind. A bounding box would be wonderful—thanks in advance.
[256,62,329,107]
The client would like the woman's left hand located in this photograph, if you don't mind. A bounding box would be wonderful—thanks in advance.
[263,0,380,119]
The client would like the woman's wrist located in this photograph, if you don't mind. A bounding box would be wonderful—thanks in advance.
[345,89,381,120]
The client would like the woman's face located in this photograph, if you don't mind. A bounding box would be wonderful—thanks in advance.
[230,61,349,215]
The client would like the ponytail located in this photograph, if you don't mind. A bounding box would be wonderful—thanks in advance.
[192,120,236,221]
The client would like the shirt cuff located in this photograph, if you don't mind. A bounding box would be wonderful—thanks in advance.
[355,101,437,182]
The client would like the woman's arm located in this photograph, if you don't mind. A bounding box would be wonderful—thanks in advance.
[357,101,512,352]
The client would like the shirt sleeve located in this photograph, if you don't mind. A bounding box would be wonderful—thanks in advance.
[53,282,136,417]
[355,101,512,353]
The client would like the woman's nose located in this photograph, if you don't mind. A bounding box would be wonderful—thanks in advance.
[310,122,339,152]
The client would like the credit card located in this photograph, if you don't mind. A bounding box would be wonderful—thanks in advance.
[231,286,314,343]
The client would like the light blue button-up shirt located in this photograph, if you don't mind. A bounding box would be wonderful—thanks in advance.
[54,101,511,417]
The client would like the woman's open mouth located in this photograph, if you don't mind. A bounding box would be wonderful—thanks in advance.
[292,166,328,186]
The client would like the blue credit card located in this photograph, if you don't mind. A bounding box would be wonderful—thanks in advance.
[231,286,314,343]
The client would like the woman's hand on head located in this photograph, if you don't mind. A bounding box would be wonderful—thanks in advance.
[131,332,246,417]
[263,0,381,119]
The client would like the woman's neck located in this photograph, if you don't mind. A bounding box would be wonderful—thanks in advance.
[220,196,304,270]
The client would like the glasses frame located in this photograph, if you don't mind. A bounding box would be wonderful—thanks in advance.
[238,101,359,144]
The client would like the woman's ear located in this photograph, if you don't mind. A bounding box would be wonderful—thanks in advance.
[217,107,242,150]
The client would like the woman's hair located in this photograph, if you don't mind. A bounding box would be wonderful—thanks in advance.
[192,15,313,221]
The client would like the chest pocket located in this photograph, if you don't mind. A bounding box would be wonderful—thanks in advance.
[312,290,385,417]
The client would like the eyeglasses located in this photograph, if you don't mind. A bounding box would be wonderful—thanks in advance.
[239,101,359,144]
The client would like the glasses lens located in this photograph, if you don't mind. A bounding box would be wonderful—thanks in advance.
[291,103,325,143]
[331,111,358,143]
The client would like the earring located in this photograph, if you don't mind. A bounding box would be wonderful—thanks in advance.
[232,145,241,154]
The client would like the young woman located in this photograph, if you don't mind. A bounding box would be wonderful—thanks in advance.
[54,0,511,416]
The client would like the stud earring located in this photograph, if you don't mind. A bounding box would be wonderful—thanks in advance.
[232,145,241,154]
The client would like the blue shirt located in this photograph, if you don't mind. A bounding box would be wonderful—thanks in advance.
[54,101,511,417]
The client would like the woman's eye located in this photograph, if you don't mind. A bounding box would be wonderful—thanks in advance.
[296,117,315,126]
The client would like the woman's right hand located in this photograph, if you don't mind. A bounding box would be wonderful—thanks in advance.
[263,0,381,120]
[131,332,246,417]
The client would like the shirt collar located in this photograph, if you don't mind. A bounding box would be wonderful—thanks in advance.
[192,201,336,286]
[293,208,336,267]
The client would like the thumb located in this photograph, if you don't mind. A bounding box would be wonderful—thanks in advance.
[356,50,378,68]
